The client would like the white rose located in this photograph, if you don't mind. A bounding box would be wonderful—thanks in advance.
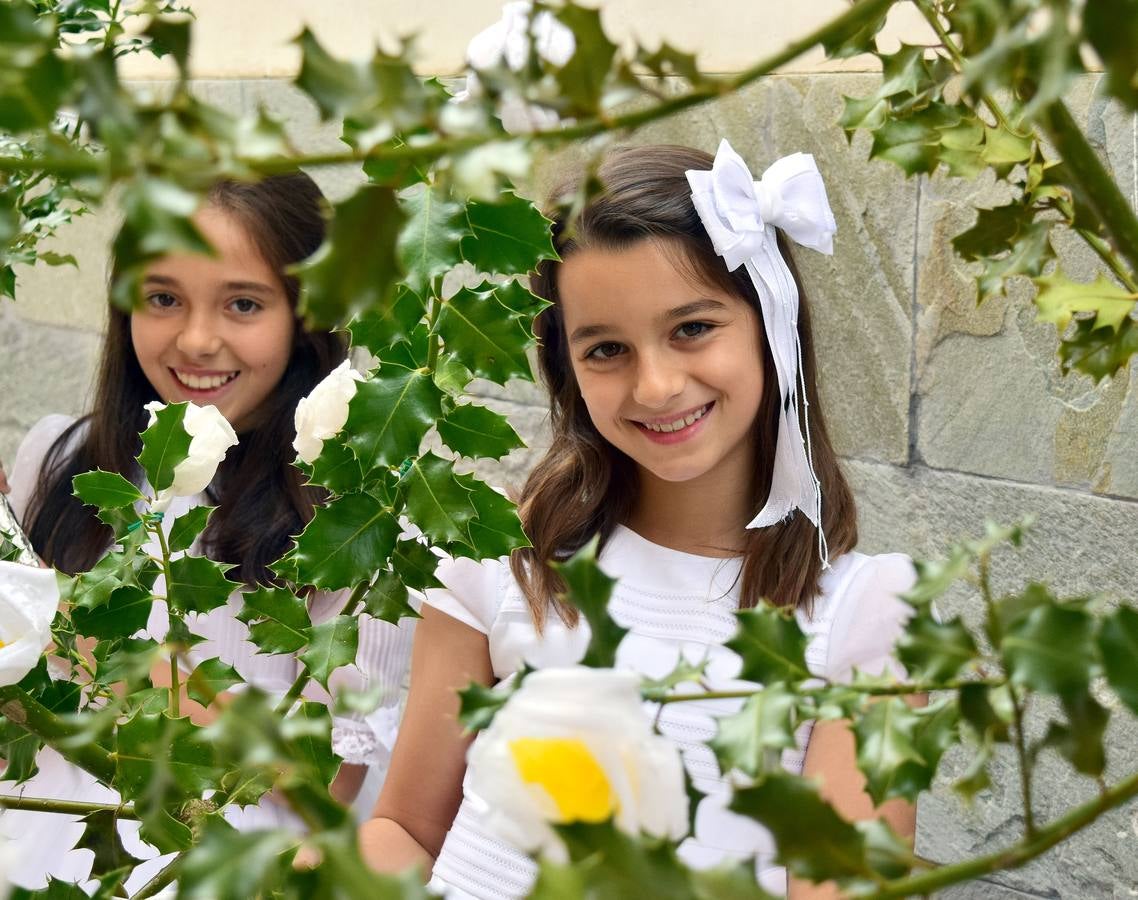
[454,0,576,135]
[0,562,60,686]
[292,359,364,465]
[466,667,689,861]
[144,401,239,512]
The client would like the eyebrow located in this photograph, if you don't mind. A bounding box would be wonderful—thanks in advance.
[568,298,730,344]
[142,274,277,295]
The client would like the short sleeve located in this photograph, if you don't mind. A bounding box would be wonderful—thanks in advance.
[419,554,508,635]
[824,553,916,683]
[7,415,77,522]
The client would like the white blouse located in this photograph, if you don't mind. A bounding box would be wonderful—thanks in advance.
[1,414,416,892]
[421,524,915,899]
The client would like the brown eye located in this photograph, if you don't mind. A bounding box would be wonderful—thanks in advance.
[586,341,624,360]
[146,292,178,310]
[676,321,713,339]
[229,297,261,315]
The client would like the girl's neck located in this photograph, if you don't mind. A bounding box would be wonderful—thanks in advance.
[624,468,753,559]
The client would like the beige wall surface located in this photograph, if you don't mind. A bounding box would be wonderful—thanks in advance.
[118,1,932,79]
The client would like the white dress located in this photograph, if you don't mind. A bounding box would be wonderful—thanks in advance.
[1,415,416,893]
[421,523,915,899]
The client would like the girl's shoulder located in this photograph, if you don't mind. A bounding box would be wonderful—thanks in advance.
[421,553,514,636]
[8,414,83,520]
[809,550,916,682]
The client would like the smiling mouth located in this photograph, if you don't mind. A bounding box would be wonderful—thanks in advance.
[636,402,713,433]
[172,369,239,391]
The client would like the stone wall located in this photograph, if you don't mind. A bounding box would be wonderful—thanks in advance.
[3,70,1137,897]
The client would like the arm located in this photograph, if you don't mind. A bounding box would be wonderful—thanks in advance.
[789,695,926,900]
[359,604,493,877]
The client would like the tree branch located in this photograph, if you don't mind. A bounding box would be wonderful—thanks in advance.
[0,686,116,783]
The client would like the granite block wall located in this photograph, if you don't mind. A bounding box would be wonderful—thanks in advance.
[2,72,1136,896]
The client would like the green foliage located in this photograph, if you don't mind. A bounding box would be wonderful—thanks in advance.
[344,368,444,471]
[235,584,313,654]
[299,615,360,690]
[71,470,145,510]
[708,683,798,778]
[291,492,399,590]
[552,537,628,667]
[726,605,811,685]
[137,401,193,494]
[166,554,240,615]
[437,282,535,386]
[438,402,525,460]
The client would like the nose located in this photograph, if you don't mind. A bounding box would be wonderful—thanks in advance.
[631,350,685,409]
[175,309,223,358]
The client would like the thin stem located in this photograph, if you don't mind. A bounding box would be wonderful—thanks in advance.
[151,519,181,718]
[1077,227,1138,293]
[0,686,116,782]
[865,767,1138,898]
[1038,101,1138,279]
[912,0,1014,131]
[426,294,442,374]
[0,0,898,181]
[131,858,180,900]
[649,675,1006,705]
[1008,684,1037,837]
[0,795,137,818]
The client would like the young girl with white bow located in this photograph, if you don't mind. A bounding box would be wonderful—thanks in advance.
[359,142,919,898]
[1,173,413,892]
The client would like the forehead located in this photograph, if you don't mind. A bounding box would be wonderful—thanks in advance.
[556,239,745,327]
[144,206,277,285]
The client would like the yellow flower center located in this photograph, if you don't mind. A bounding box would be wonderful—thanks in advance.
[509,737,616,823]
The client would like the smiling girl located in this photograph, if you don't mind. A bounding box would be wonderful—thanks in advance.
[1,173,413,891]
[360,144,919,899]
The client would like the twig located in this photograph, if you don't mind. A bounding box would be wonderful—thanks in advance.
[0,795,137,818]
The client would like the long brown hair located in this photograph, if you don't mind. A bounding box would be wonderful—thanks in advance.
[25,173,347,584]
[510,145,857,629]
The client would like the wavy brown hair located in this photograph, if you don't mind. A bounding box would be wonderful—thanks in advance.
[25,173,346,584]
[510,145,857,629]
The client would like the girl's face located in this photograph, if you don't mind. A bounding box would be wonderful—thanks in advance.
[557,239,765,491]
[130,206,296,432]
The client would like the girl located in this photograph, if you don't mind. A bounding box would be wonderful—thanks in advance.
[1,172,414,890]
[359,143,918,898]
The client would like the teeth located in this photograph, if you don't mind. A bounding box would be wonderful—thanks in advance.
[175,371,237,390]
[643,404,708,433]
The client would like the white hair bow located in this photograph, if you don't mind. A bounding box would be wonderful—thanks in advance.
[686,139,837,566]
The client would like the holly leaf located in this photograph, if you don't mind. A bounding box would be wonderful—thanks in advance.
[167,505,214,554]
[958,682,1011,742]
[71,585,151,640]
[819,2,891,58]
[457,671,528,733]
[186,658,244,707]
[390,538,444,591]
[1085,0,1138,109]
[1001,589,1097,696]
[1098,605,1138,715]
[980,124,1033,168]
[1036,687,1109,777]
[726,605,811,685]
[553,537,627,668]
[287,701,340,785]
[302,441,364,495]
[397,184,465,298]
[166,554,240,615]
[868,105,957,176]
[360,570,422,625]
[294,28,373,120]
[177,820,295,900]
[344,368,443,471]
[460,193,556,276]
[236,585,313,654]
[1035,270,1137,333]
[292,492,399,590]
[709,683,798,778]
[895,612,978,682]
[730,772,869,882]
[348,284,425,354]
[437,283,534,386]
[1058,316,1138,382]
[851,698,926,805]
[115,711,220,801]
[400,452,478,546]
[299,615,359,690]
[72,470,144,510]
[888,697,960,799]
[296,184,403,329]
[137,401,192,494]
[75,808,134,884]
[550,4,617,116]
[457,473,530,559]
[438,402,524,461]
